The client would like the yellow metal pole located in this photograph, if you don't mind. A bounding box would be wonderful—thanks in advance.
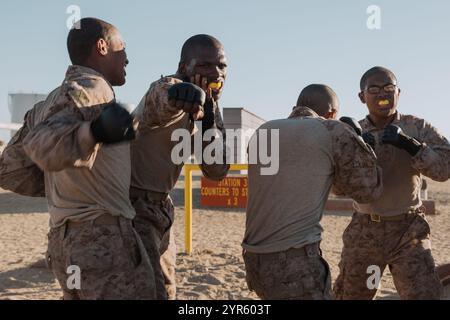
[184,164,249,254]
[185,165,193,254]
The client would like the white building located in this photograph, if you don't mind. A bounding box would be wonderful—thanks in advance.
[4,94,136,139]
[7,93,47,137]
[2,97,267,162]
[223,108,266,164]
[8,93,48,123]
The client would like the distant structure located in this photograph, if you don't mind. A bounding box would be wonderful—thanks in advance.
[3,98,267,162]
[8,93,47,136]
[223,108,266,164]
[6,94,137,138]
[9,93,48,123]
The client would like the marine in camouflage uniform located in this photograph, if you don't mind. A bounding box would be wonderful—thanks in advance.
[243,84,383,300]
[334,67,450,300]
[130,35,230,300]
[2,18,156,300]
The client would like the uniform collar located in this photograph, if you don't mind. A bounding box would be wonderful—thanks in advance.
[64,65,115,98]
[288,106,320,119]
[66,65,107,80]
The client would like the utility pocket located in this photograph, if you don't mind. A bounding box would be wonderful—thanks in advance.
[242,251,259,292]
[133,198,173,238]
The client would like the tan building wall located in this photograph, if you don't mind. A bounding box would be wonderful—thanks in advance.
[223,108,266,164]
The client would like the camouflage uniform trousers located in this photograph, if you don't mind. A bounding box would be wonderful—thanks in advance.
[334,212,443,300]
[46,214,156,300]
[131,191,177,300]
[243,242,332,300]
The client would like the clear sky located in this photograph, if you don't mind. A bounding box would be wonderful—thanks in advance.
[1,0,449,142]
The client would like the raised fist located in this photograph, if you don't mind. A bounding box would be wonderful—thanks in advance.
[168,82,206,118]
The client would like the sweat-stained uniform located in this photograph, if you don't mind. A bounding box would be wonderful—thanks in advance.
[130,75,230,299]
[242,107,383,300]
[20,65,156,300]
[334,113,450,300]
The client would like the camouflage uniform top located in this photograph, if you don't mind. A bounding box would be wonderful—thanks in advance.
[0,100,47,197]
[289,105,320,119]
[355,113,450,216]
[243,107,383,254]
[22,65,135,227]
[130,75,229,194]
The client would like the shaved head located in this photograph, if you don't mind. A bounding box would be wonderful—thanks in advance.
[67,17,117,66]
[360,66,397,91]
[180,34,224,65]
[177,34,228,101]
[296,84,339,118]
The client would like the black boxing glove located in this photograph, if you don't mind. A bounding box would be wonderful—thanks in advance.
[382,125,422,156]
[90,102,136,144]
[340,117,376,149]
[168,82,206,113]
[362,132,376,150]
[201,99,217,135]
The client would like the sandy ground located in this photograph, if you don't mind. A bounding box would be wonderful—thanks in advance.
[0,177,449,300]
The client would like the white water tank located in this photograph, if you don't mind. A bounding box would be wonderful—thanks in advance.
[8,93,48,137]
[6,94,136,139]
[8,93,48,122]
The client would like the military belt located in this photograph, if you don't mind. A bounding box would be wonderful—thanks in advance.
[246,242,321,261]
[362,206,426,223]
[66,214,122,228]
[130,186,169,202]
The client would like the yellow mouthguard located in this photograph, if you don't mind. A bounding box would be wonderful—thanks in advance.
[208,82,222,90]
[379,100,390,106]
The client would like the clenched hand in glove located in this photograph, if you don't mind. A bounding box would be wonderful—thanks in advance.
[91,102,136,144]
[382,125,422,156]
[168,82,206,120]
[340,117,376,149]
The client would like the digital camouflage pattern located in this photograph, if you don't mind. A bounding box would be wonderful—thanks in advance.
[289,105,321,119]
[6,65,151,300]
[130,191,175,300]
[131,75,229,300]
[334,113,448,300]
[244,107,383,255]
[334,212,442,300]
[243,107,382,300]
[244,244,332,300]
[0,101,46,197]
[21,65,136,228]
[47,216,156,300]
[321,120,382,204]
[355,113,450,216]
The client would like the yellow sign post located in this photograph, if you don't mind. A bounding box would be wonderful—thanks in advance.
[184,164,248,254]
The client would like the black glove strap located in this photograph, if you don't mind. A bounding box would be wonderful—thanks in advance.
[400,134,422,156]
[201,100,216,134]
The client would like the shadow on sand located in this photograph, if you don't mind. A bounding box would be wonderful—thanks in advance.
[0,260,57,299]
[0,193,48,215]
